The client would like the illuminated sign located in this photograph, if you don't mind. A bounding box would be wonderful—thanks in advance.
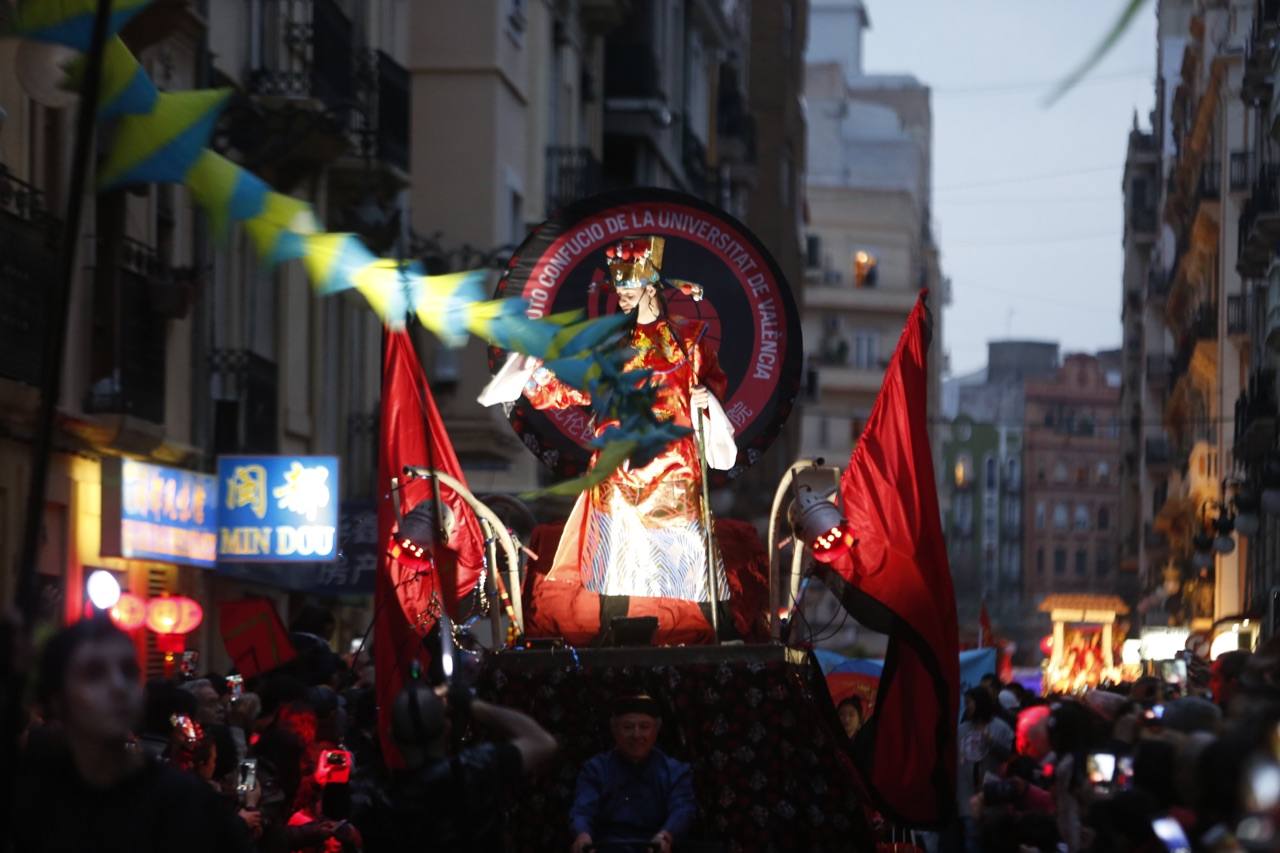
[216,456,340,562]
[101,458,219,569]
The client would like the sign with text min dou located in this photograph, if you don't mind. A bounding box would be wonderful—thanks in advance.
[491,188,802,486]
[216,456,340,562]
[102,458,219,569]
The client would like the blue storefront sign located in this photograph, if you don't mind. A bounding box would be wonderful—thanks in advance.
[216,456,340,562]
[214,503,377,595]
[101,458,219,569]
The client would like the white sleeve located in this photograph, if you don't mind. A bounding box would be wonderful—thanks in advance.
[701,395,738,470]
[477,352,539,406]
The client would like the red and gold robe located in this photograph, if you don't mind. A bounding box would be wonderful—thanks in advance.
[524,317,732,602]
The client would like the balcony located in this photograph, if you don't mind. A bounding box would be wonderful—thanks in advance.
[1197,159,1221,200]
[209,349,279,454]
[814,363,887,396]
[604,41,664,100]
[0,165,59,388]
[1145,436,1172,468]
[1230,151,1254,192]
[545,146,601,213]
[1146,265,1169,302]
[83,237,170,424]
[681,125,710,198]
[1228,293,1249,337]
[805,284,920,315]
[1237,164,1280,277]
[1234,368,1278,461]
[1129,206,1157,236]
[368,49,409,173]
[219,0,357,187]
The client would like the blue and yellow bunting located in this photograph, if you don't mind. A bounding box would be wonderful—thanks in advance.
[9,0,151,50]
[98,88,232,189]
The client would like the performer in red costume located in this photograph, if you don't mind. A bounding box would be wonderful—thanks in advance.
[480,236,736,603]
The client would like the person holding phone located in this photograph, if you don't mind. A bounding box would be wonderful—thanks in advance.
[953,688,1013,852]
[12,619,253,853]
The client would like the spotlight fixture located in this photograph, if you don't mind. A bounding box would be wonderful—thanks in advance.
[388,500,456,564]
[790,471,854,564]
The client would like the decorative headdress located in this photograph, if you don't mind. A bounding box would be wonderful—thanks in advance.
[603,236,704,301]
[605,236,664,288]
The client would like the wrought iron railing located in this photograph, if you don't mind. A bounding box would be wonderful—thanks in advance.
[209,349,279,453]
[83,237,168,423]
[545,146,601,213]
[246,0,355,103]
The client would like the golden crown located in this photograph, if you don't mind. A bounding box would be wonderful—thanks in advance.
[605,236,664,287]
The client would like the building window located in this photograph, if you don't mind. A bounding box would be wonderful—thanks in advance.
[1076,466,1088,484]
[1053,503,1069,530]
[852,329,878,369]
[1097,506,1110,531]
[1075,549,1088,576]
[1097,551,1111,576]
[1096,461,1110,484]
[984,456,997,490]
[1053,462,1068,483]
[1005,497,1021,527]
[1037,466,1046,484]
[1036,548,1045,574]
[806,234,821,269]
[954,493,973,535]
[1034,502,1046,530]
[1006,458,1020,488]
[955,453,972,488]
[1054,548,1067,575]
[1074,505,1090,531]
[984,514,996,540]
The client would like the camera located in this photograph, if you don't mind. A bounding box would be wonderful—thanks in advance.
[982,778,1023,807]
[236,758,258,802]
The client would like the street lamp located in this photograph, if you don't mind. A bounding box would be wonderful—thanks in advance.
[86,570,121,611]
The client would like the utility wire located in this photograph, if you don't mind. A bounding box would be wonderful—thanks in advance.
[934,68,1150,97]
[936,165,1122,193]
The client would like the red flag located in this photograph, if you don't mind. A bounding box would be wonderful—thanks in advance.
[979,601,993,648]
[819,294,959,827]
[218,598,296,678]
[375,330,485,766]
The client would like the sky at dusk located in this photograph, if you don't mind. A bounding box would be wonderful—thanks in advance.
[861,1,1158,376]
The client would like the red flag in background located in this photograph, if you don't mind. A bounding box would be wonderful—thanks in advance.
[218,598,296,679]
[375,330,485,766]
[979,601,993,648]
[818,293,959,827]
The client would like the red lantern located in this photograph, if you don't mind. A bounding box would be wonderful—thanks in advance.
[155,632,187,655]
[109,593,147,631]
[1039,635,1054,657]
[145,595,203,636]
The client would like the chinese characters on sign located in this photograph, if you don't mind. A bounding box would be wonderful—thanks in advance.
[117,460,219,568]
[217,456,340,562]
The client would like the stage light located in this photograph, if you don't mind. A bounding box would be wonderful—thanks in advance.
[793,480,853,563]
[87,570,121,610]
[390,500,456,562]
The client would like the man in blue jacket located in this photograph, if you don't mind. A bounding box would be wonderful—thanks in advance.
[570,694,696,853]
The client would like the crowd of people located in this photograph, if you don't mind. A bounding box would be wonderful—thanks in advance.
[6,606,709,853]
[942,646,1278,853]
[11,598,1280,852]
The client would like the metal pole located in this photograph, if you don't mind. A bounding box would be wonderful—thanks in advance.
[15,0,113,618]
[693,408,722,643]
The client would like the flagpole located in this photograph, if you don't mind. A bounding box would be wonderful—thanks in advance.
[693,407,723,643]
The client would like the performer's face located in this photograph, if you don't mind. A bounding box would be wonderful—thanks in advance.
[614,283,655,315]
[611,712,660,762]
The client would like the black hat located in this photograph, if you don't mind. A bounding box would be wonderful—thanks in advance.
[611,693,661,718]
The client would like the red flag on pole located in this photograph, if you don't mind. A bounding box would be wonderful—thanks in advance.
[979,601,993,649]
[375,330,486,766]
[818,293,959,827]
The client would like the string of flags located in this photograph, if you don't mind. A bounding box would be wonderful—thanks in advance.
[5,0,685,493]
